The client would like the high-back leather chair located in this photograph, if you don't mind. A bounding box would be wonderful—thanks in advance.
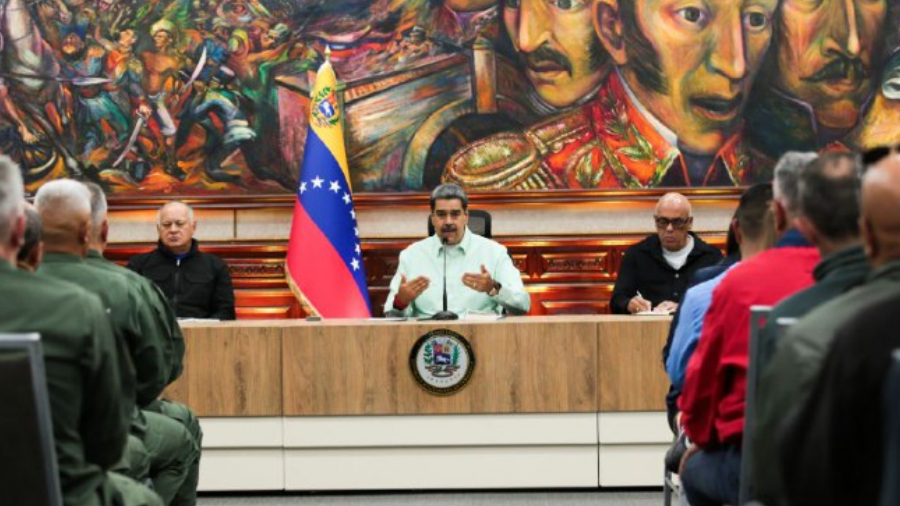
[0,333,63,506]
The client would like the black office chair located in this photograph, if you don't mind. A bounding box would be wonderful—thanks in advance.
[427,209,492,238]
[0,333,63,506]
[879,349,900,506]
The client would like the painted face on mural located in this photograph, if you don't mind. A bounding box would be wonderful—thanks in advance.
[503,0,608,108]
[117,29,137,52]
[61,32,86,60]
[773,0,886,129]
[152,30,174,51]
[595,0,778,154]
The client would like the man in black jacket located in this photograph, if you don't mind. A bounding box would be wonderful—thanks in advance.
[129,201,236,320]
[610,192,722,314]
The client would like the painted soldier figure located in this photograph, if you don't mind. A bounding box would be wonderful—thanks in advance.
[446,0,779,189]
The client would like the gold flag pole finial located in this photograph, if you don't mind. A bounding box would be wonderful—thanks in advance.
[324,45,331,62]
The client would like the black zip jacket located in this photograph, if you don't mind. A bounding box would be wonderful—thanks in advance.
[128,239,236,320]
[610,233,722,314]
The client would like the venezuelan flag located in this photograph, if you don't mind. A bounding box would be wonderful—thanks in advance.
[285,54,371,318]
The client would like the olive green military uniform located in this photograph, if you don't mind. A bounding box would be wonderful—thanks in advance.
[86,250,202,506]
[40,252,168,404]
[113,436,151,484]
[41,252,199,506]
[0,260,162,506]
[85,251,184,385]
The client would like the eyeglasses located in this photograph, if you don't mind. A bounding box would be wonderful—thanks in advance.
[655,216,690,230]
[862,145,899,167]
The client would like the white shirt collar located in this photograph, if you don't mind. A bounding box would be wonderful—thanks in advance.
[662,235,694,270]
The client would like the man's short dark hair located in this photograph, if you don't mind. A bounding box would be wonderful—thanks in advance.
[798,152,862,242]
[736,183,774,241]
[16,206,42,263]
[430,183,468,212]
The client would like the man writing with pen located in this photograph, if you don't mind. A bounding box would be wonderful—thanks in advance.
[384,184,531,318]
[610,193,722,314]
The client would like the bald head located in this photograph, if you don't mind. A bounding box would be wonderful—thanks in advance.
[34,179,92,257]
[656,192,692,216]
[655,193,693,251]
[860,155,900,266]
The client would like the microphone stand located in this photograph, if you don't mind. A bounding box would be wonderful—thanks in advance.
[431,236,459,321]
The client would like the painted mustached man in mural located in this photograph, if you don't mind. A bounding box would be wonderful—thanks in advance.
[446,0,777,189]
[502,0,610,109]
[744,0,888,157]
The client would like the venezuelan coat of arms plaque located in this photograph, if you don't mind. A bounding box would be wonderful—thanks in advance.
[409,329,475,395]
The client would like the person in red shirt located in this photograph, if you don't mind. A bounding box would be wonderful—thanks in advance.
[678,151,821,506]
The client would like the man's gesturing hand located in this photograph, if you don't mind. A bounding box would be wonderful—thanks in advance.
[396,274,430,307]
[462,264,494,293]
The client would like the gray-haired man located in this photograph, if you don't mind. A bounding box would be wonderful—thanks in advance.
[384,183,530,318]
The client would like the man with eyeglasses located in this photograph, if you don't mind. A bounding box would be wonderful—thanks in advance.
[610,192,722,314]
[128,201,236,320]
[384,183,530,318]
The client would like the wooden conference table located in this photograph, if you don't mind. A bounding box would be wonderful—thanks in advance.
[169,315,674,491]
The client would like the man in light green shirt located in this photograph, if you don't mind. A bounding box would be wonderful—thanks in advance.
[384,184,530,318]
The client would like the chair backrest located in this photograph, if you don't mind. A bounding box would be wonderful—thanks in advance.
[879,349,900,506]
[0,333,63,506]
[739,306,774,505]
[427,209,493,239]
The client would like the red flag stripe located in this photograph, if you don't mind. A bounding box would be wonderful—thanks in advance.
[286,200,370,318]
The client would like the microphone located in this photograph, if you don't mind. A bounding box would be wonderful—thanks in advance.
[431,235,459,321]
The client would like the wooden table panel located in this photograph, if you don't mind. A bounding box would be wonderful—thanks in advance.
[168,325,283,416]
[282,317,598,416]
[597,317,671,412]
[165,316,673,417]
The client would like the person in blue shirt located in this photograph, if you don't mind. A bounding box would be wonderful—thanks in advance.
[666,183,774,388]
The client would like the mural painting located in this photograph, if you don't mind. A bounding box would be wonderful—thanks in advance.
[0,0,897,196]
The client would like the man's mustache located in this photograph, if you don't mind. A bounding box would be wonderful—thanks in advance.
[441,225,457,233]
[804,53,869,83]
[520,44,573,76]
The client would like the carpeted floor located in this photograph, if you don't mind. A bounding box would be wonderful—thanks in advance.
[197,490,663,506]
